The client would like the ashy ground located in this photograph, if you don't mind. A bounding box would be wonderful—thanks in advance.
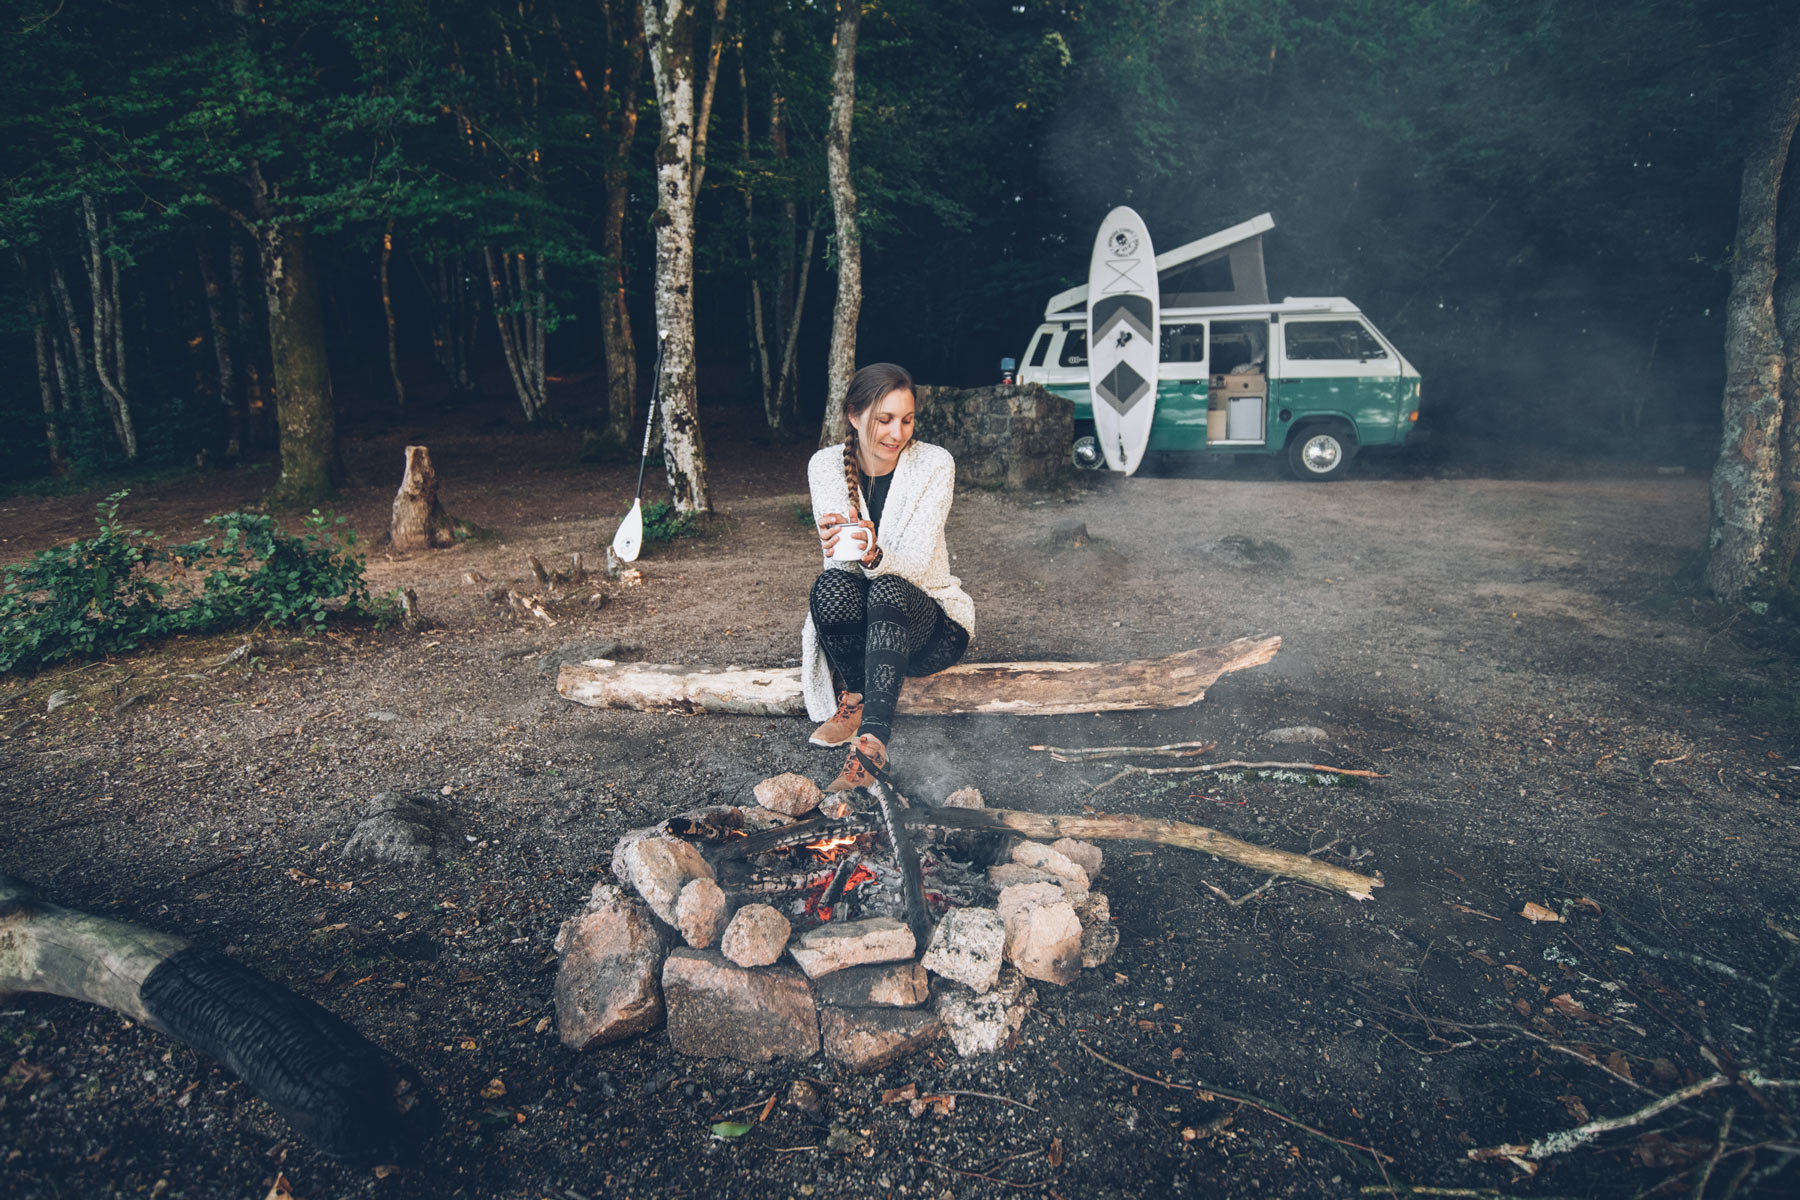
[2,420,1797,1200]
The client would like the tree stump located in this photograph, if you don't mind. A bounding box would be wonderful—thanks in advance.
[390,445,459,551]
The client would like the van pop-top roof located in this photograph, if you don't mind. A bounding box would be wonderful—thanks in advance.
[1045,212,1274,317]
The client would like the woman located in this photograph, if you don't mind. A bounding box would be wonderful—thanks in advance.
[802,363,973,792]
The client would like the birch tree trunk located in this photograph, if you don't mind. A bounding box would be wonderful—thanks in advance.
[644,0,715,514]
[380,221,405,407]
[256,221,340,505]
[194,233,242,458]
[485,247,548,421]
[818,0,862,448]
[1706,30,1800,602]
[81,195,137,460]
[47,259,93,413]
[17,253,66,475]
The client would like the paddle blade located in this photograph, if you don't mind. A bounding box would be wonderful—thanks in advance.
[611,499,644,562]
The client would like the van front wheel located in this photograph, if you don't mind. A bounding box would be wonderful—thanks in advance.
[1285,427,1356,481]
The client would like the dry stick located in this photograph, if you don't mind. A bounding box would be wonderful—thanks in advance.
[916,1157,1046,1190]
[1469,1074,1798,1165]
[1091,760,1387,794]
[1078,1041,1395,1166]
[936,1089,1038,1112]
[915,806,1382,901]
[1691,1106,1736,1200]
[1030,739,1215,762]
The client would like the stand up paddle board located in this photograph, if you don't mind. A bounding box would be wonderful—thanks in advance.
[1086,207,1158,474]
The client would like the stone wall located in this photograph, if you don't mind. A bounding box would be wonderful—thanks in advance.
[913,383,1073,489]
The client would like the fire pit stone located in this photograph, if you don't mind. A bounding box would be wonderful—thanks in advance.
[941,787,985,809]
[662,948,819,1062]
[674,877,727,948]
[933,966,1036,1058]
[1076,893,1120,967]
[1010,840,1092,894]
[720,903,791,967]
[820,1005,945,1073]
[612,832,715,925]
[789,916,916,979]
[813,961,931,1008]
[1052,837,1104,875]
[552,882,668,1050]
[998,882,1083,985]
[988,862,1087,900]
[920,906,1006,994]
[753,772,825,817]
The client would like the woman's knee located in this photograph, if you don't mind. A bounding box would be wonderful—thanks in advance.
[865,574,924,611]
[810,569,866,620]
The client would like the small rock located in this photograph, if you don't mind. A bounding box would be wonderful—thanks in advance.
[813,961,930,1009]
[662,948,818,1062]
[340,792,450,865]
[820,1006,943,1072]
[45,690,76,713]
[754,773,824,818]
[675,878,727,949]
[538,641,622,675]
[933,968,1036,1057]
[1263,725,1330,745]
[1051,838,1103,876]
[789,917,915,979]
[1009,841,1091,895]
[1075,893,1119,968]
[1047,521,1091,549]
[786,1079,824,1111]
[986,863,1071,894]
[365,710,401,723]
[818,796,855,819]
[720,904,791,967]
[921,907,1006,994]
[997,883,1082,986]
[612,832,715,926]
[553,883,667,1050]
[940,787,985,809]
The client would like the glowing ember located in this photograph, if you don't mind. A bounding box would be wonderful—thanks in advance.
[803,834,860,861]
[806,862,878,921]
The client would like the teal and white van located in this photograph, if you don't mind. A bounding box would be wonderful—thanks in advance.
[1017,214,1422,480]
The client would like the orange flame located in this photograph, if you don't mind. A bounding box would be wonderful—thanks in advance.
[803,834,860,861]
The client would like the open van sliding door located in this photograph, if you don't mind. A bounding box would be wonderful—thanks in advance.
[1274,317,1403,446]
[1154,320,1209,450]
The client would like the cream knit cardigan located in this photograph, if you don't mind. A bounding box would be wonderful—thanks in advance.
[801,440,974,721]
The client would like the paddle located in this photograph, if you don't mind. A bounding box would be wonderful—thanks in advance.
[610,333,666,563]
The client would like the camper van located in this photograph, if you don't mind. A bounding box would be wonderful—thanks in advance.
[1017,214,1422,480]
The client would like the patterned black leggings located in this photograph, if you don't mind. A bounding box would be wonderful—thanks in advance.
[810,571,970,746]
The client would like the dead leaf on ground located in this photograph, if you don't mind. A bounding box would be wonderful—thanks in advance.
[1607,1050,1634,1082]
[1558,1094,1591,1123]
[1049,1137,1064,1165]
[263,1174,295,1200]
[1575,896,1602,914]
[480,1078,507,1099]
[1548,993,1595,1021]
[1520,901,1564,923]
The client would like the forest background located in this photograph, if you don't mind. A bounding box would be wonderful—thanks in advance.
[1,0,1794,590]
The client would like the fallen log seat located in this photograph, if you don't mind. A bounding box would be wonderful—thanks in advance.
[557,635,1281,717]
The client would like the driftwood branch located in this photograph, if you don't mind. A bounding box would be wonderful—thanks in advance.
[1031,740,1215,762]
[1091,759,1387,794]
[558,636,1281,717]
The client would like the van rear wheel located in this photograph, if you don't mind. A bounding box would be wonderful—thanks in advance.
[1285,427,1356,481]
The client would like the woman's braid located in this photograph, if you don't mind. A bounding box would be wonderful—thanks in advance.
[841,427,863,519]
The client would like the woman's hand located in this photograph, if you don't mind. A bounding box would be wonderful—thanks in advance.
[817,514,876,561]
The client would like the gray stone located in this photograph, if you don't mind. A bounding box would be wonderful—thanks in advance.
[1008,841,1090,896]
[813,961,931,1009]
[933,968,1036,1058]
[1075,893,1119,968]
[1051,838,1103,876]
[940,787,985,809]
[45,690,76,713]
[987,863,1070,893]
[753,772,824,818]
[720,904,791,967]
[365,710,401,723]
[553,883,667,1049]
[1263,724,1330,745]
[820,1005,943,1072]
[789,917,915,979]
[920,907,1006,994]
[675,877,727,949]
[612,832,715,926]
[662,948,818,1062]
[998,883,1082,986]
[341,792,452,865]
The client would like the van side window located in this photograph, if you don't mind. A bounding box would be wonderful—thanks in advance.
[1057,329,1088,367]
[1027,332,1051,368]
[1208,320,1268,373]
[1285,320,1388,361]
[1159,322,1206,363]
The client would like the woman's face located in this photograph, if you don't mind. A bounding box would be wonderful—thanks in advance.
[851,388,915,474]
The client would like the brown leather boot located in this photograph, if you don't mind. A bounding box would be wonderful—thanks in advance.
[824,733,887,793]
[808,691,864,748]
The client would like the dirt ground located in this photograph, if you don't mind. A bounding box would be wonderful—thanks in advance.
[2,413,1798,1200]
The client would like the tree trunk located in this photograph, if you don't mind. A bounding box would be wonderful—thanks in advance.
[17,253,66,475]
[740,43,775,430]
[690,0,728,194]
[256,222,340,505]
[389,445,459,552]
[776,218,819,433]
[485,247,549,421]
[380,221,405,407]
[229,236,271,449]
[599,0,645,451]
[818,0,862,448]
[557,636,1282,716]
[644,0,714,514]
[1776,96,1800,602]
[48,256,93,414]
[1706,30,1800,602]
[194,232,241,459]
[81,195,137,459]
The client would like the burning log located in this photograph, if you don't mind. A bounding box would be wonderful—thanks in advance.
[556,636,1281,716]
[711,806,1380,903]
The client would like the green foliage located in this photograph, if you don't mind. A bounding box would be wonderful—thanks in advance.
[0,492,387,675]
[640,500,698,546]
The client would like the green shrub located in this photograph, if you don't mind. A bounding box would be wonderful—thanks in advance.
[0,492,391,675]
[640,499,698,546]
